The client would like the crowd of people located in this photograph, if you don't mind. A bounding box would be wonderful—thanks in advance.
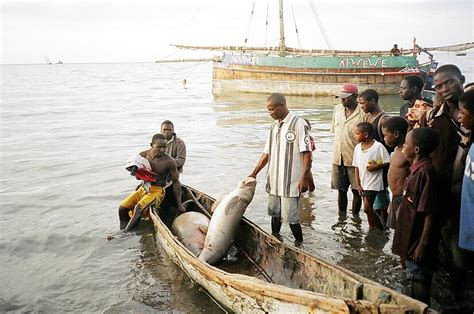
[249,64,473,306]
[113,64,473,307]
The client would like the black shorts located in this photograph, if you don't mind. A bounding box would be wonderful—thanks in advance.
[362,190,377,204]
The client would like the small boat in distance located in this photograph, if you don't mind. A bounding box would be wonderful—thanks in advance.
[149,185,429,312]
[171,1,473,96]
[44,56,64,65]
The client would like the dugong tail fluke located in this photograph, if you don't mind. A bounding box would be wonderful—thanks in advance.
[199,177,257,264]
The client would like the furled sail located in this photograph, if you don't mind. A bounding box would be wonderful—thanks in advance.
[171,44,412,57]
[424,42,474,52]
[172,42,473,57]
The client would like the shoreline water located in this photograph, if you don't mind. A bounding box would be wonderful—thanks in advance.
[1,57,472,312]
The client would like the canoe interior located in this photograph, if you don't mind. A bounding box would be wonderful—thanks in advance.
[156,185,428,313]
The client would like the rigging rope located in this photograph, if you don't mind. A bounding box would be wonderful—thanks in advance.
[243,0,256,48]
[265,0,269,47]
[291,5,302,49]
[307,0,334,51]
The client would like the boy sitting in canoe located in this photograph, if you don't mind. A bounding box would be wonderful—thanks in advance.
[108,134,185,240]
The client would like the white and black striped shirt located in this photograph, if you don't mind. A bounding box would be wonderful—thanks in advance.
[264,112,311,197]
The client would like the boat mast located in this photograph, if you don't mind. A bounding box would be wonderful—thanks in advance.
[278,0,286,56]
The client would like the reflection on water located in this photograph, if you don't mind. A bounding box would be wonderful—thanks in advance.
[2,62,472,312]
[210,89,472,311]
[209,90,405,286]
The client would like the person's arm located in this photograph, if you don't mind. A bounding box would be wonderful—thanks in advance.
[366,161,389,172]
[249,153,269,178]
[169,161,185,213]
[330,107,337,133]
[367,145,390,172]
[412,170,436,261]
[354,166,364,197]
[298,151,312,193]
[174,140,186,170]
[413,213,433,263]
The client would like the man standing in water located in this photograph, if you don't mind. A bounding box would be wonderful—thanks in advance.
[250,93,313,244]
[113,134,185,237]
[161,120,186,173]
[331,83,368,217]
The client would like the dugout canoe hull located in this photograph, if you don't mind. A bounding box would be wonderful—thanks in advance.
[149,185,428,313]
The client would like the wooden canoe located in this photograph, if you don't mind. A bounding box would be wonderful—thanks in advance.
[149,186,429,313]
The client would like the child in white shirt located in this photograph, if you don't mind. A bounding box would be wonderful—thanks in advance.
[352,122,390,230]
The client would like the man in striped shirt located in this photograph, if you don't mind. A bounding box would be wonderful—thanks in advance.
[250,93,313,244]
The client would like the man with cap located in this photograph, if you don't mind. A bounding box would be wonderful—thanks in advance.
[330,83,369,217]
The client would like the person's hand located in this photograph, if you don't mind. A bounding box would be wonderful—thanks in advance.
[406,116,416,130]
[306,173,315,192]
[413,244,425,263]
[106,234,114,241]
[357,186,364,198]
[298,177,309,193]
[366,160,378,172]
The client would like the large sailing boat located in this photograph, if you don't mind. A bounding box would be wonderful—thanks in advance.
[173,0,473,96]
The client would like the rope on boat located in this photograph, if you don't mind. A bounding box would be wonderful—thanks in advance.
[183,187,208,213]
[239,249,274,284]
[265,0,269,46]
[291,5,302,49]
[243,0,256,48]
[307,0,334,51]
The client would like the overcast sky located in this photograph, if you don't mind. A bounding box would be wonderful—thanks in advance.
[1,0,473,64]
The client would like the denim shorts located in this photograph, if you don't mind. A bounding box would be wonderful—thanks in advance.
[267,194,300,224]
[374,188,390,210]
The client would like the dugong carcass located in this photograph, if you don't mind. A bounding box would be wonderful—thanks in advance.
[199,177,257,264]
[171,211,210,256]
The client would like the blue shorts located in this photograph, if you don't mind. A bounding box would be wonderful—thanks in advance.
[267,194,300,224]
[374,188,390,210]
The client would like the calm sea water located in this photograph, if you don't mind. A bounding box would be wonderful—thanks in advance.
[1,53,472,312]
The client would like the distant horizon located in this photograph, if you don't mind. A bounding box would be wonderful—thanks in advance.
[2,0,472,65]
[1,50,472,67]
